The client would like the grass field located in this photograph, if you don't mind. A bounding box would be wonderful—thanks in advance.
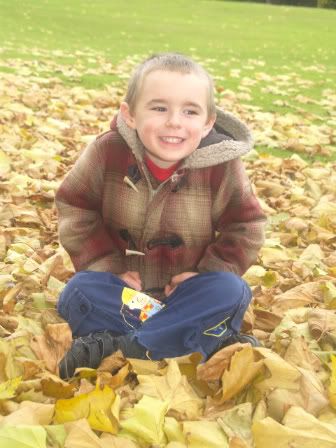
[0,0,335,159]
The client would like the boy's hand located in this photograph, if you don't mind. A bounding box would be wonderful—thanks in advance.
[164,272,198,297]
[118,271,142,291]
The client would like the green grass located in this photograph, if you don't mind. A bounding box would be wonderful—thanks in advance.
[0,0,335,160]
[1,1,335,71]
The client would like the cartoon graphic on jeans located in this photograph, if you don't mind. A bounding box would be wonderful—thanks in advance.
[121,288,165,322]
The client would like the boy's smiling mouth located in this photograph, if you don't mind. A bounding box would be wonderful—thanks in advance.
[160,136,185,144]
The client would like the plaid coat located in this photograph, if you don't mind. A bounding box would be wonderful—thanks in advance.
[55,108,266,292]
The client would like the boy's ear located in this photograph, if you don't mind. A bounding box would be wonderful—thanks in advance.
[120,102,136,129]
[202,114,216,138]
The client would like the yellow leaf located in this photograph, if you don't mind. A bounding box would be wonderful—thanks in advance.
[87,386,119,433]
[254,348,301,392]
[260,247,292,266]
[99,433,139,448]
[164,416,185,444]
[252,400,267,423]
[166,443,187,448]
[87,407,116,434]
[0,376,22,399]
[322,282,336,309]
[312,201,336,226]
[0,149,11,176]
[55,384,117,433]
[136,359,203,420]
[220,346,263,402]
[45,425,67,448]
[284,406,336,440]
[217,403,253,447]
[120,395,168,446]
[252,415,334,447]
[0,339,24,379]
[0,425,47,448]
[243,265,266,286]
[328,355,336,409]
[128,357,165,375]
[262,271,279,288]
[253,406,336,448]
[183,421,229,448]
[0,274,15,295]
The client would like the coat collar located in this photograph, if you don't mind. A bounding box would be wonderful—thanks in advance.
[116,107,253,169]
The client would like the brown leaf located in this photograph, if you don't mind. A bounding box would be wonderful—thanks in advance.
[197,343,247,382]
[31,323,72,374]
[271,281,325,314]
[308,308,336,341]
[97,350,127,373]
[2,284,23,313]
[41,372,77,398]
[283,336,322,372]
[254,308,282,332]
[97,364,130,389]
[0,313,18,332]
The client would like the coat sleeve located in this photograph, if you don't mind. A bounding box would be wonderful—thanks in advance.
[55,140,126,273]
[197,158,266,276]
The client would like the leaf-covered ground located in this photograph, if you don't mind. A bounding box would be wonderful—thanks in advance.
[0,54,336,447]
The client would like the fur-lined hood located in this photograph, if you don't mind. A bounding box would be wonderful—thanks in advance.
[116,107,253,169]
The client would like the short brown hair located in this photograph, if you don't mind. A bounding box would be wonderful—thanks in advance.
[124,53,216,118]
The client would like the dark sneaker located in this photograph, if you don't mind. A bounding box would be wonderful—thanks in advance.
[224,333,261,347]
[59,331,147,379]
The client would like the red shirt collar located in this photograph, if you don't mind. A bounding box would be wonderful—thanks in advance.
[145,155,180,182]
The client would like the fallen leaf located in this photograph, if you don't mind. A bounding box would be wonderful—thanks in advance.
[219,346,264,402]
[55,383,117,433]
[183,420,229,447]
[64,418,104,448]
[136,359,204,420]
[45,424,67,448]
[328,354,336,409]
[120,395,169,446]
[0,149,11,176]
[197,343,246,382]
[252,406,336,447]
[271,282,325,314]
[0,376,22,400]
[1,401,54,426]
[217,403,253,447]
[0,425,47,448]
[41,372,77,399]
[31,323,72,374]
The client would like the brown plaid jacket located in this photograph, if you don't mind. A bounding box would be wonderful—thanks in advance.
[55,108,266,291]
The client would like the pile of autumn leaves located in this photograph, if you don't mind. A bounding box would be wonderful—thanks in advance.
[0,59,336,447]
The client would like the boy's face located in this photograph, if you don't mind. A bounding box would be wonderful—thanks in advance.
[121,70,216,168]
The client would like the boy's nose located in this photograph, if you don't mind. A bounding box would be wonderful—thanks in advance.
[166,112,181,128]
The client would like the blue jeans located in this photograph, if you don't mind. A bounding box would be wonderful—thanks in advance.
[57,271,251,360]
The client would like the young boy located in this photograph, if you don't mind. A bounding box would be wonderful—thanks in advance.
[56,53,266,379]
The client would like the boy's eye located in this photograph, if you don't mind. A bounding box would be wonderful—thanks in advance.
[184,109,198,115]
[152,106,166,112]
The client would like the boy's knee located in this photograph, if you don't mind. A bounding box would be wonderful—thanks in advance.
[203,271,250,302]
[57,271,98,313]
